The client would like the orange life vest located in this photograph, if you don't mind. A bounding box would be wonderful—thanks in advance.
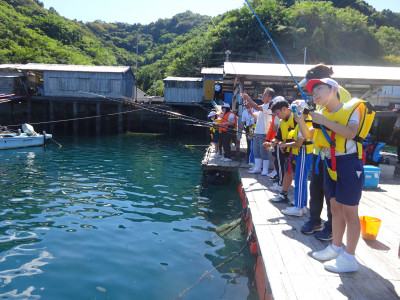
[266,114,277,141]
[219,111,237,132]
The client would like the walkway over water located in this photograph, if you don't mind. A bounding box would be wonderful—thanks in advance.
[239,168,399,300]
[202,137,400,299]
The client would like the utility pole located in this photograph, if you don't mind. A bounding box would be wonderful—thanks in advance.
[225,50,231,62]
[304,47,307,65]
[135,31,139,101]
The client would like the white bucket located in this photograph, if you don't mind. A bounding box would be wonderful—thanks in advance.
[379,164,395,178]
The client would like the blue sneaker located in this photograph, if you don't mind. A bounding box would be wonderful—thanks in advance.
[315,227,333,241]
[301,220,323,234]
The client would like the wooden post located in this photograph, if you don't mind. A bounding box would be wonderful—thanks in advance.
[118,103,123,133]
[49,99,55,134]
[96,102,101,135]
[73,101,78,135]
[27,98,32,123]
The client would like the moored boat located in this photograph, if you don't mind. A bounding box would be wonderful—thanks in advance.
[0,124,52,150]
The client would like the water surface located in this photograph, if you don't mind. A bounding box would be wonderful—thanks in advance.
[0,134,257,299]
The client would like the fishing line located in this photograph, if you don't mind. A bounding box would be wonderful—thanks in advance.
[5,107,145,128]
[3,89,266,142]
[174,233,251,300]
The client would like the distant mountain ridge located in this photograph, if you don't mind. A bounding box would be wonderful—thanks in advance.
[1,0,399,95]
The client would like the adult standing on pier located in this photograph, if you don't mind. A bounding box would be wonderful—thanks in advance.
[239,106,257,164]
[241,88,275,175]
[217,103,237,162]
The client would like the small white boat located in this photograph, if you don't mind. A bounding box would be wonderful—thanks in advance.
[0,124,52,150]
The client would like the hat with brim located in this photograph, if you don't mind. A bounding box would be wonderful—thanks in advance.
[297,77,309,88]
[272,96,285,103]
[208,111,217,117]
[222,103,230,108]
[306,78,339,94]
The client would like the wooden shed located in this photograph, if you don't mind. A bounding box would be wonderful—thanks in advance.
[163,77,204,104]
[0,72,27,95]
[0,64,135,100]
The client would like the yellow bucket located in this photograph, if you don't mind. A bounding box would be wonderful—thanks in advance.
[360,216,381,240]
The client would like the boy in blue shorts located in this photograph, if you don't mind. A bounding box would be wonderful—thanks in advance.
[297,78,374,273]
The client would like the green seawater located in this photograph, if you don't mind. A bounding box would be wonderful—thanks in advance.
[0,134,258,300]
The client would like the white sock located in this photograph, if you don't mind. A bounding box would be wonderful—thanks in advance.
[342,251,356,261]
[331,244,342,253]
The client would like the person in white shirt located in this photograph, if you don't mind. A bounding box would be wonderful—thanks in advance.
[239,106,256,163]
[241,88,275,175]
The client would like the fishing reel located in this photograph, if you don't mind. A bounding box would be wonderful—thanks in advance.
[267,145,275,152]
[290,100,312,118]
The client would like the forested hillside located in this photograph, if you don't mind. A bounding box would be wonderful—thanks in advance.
[1,0,400,95]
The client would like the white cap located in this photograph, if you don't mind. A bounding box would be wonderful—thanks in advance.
[272,96,285,104]
[222,103,230,108]
[208,111,217,117]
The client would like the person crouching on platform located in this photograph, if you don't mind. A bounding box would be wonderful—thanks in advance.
[241,88,275,175]
[208,111,221,158]
[216,103,237,162]
[297,78,373,273]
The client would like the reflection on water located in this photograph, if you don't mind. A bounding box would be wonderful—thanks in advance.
[0,134,257,299]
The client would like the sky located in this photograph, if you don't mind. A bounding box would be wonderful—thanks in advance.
[39,0,400,25]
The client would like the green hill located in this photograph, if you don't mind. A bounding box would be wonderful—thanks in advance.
[1,0,399,95]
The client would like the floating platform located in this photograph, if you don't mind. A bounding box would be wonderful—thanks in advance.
[201,136,249,172]
[239,168,400,300]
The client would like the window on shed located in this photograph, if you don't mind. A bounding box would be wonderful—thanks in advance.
[48,77,59,92]
[110,79,121,94]
[59,78,77,91]
[90,79,110,93]
[79,78,89,92]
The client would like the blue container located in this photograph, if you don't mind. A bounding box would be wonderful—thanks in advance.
[363,165,380,188]
[224,93,233,103]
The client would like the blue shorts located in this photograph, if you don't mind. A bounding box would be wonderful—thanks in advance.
[323,153,364,206]
[212,131,220,143]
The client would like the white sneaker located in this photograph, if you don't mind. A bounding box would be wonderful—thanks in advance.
[301,207,308,214]
[211,153,219,158]
[281,206,304,216]
[324,253,358,273]
[271,193,288,202]
[268,170,277,178]
[269,183,282,192]
[312,245,343,261]
[223,158,232,162]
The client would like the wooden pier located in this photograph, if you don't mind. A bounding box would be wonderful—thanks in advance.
[202,140,400,299]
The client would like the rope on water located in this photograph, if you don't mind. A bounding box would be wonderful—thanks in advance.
[173,233,251,300]
[50,138,62,148]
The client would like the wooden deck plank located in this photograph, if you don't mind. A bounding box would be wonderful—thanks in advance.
[238,167,400,300]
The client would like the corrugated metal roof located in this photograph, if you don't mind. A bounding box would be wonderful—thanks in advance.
[0,63,132,73]
[201,67,223,75]
[223,62,400,85]
[163,76,203,82]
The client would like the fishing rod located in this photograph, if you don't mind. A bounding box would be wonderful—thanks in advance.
[244,0,309,102]
[82,91,269,143]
